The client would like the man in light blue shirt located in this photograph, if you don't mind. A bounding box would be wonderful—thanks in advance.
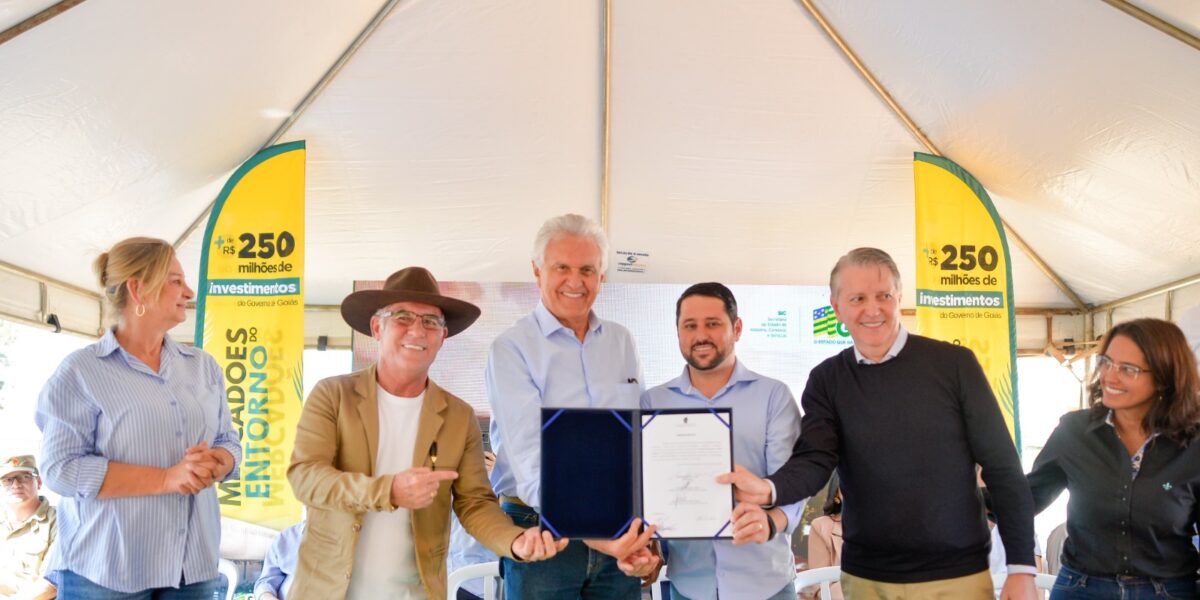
[642,282,802,600]
[486,213,656,599]
[447,450,499,600]
[254,521,304,600]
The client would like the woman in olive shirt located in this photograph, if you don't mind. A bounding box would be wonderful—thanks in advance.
[1028,318,1200,599]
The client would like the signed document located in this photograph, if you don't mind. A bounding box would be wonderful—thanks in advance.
[641,412,733,538]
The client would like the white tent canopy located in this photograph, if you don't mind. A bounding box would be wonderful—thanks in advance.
[1,0,1198,350]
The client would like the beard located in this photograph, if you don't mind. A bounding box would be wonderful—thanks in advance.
[684,343,727,371]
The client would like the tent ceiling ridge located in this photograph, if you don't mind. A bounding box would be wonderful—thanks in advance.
[0,0,85,46]
[1089,270,1200,314]
[796,0,1088,312]
[600,0,612,233]
[173,0,406,251]
[0,259,100,300]
[1100,0,1200,52]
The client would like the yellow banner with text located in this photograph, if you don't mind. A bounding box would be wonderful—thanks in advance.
[914,152,1019,444]
[195,141,305,529]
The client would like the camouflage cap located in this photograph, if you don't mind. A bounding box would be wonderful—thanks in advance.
[0,455,37,479]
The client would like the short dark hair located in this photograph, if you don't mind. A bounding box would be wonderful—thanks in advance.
[1089,318,1200,446]
[676,282,738,323]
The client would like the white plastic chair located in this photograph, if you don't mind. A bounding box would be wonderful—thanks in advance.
[1036,573,1056,591]
[794,566,841,599]
[217,558,238,600]
[447,561,502,600]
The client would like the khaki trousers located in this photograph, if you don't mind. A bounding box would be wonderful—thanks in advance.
[840,569,993,600]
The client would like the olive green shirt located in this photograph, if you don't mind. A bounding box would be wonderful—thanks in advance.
[1,497,57,599]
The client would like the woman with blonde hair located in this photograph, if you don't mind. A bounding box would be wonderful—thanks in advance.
[36,236,241,598]
[1028,318,1200,599]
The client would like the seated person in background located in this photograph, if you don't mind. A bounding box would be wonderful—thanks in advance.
[448,450,500,600]
[802,477,843,600]
[254,521,305,600]
[978,468,1043,579]
[1043,523,1066,576]
[987,519,1042,579]
[1,454,57,600]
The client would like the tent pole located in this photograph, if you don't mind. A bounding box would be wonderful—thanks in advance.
[173,0,406,250]
[600,0,613,234]
[0,0,85,46]
[794,0,1088,312]
[0,260,100,300]
[1090,272,1200,314]
[1099,0,1200,52]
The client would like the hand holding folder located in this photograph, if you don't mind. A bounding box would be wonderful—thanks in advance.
[540,408,734,540]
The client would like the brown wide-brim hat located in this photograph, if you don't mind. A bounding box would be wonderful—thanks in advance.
[340,267,481,337]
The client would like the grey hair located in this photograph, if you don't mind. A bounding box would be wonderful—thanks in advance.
[531,213,610,272]
[829,247,902,297]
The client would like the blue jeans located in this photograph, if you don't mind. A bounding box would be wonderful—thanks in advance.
[1051,565,1198,600]
[500,501,641,600]
[671,580,796,600]
[58,570,221,599]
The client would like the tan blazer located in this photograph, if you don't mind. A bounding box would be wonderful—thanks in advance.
[287,365,523,599]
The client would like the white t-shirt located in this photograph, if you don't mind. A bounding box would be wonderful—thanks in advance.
[346,386,426,600]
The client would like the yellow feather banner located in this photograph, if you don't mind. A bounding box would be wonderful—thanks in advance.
[914,153,1020,445]
[195,141,306,529]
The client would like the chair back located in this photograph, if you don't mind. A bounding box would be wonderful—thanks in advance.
[447,561,502,600]
[1035,573,1056,590]
[794,566,841,599]
[217,558,238,600]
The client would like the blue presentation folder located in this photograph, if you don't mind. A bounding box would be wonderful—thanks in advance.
[539,407,734,540]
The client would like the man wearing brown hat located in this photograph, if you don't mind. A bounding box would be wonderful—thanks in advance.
[287,267,566,600]
[1,455,57,600]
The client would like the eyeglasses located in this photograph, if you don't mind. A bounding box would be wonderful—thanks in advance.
[377,309,446,331]
[0,473,34,488]
[1096,354,1151,381]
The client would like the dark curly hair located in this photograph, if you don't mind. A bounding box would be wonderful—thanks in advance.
[1088,318,1200,446]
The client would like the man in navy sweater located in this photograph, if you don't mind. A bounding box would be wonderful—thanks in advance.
[720,247,1037,600]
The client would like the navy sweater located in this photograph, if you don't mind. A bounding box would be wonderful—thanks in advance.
[769,334,1035,583]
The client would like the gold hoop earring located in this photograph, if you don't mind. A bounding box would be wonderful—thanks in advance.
[135,304,146,317]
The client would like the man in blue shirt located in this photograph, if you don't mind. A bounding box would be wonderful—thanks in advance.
[254,521,304,600]
[486,213,658,599]
[642,282,802,600]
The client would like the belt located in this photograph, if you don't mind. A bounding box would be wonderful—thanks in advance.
[499,495,529,507]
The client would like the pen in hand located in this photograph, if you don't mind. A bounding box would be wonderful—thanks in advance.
[430,441,438,471]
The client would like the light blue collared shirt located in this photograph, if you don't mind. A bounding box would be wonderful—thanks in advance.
[852,325,909,365]
[641,360,803,600]
[36,329,242,593]
[255,522,304,599]
[486,301,643,511]
[447,512,498,596]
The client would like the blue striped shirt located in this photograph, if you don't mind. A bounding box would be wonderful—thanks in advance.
[36,329,241,593]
